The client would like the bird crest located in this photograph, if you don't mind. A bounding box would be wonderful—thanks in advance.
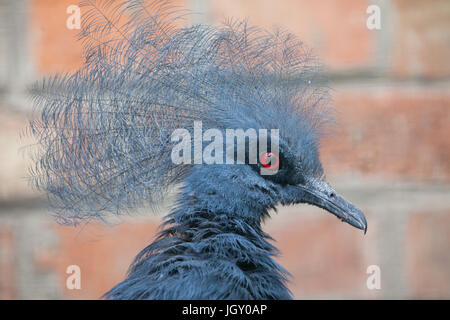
[29,0,333,225]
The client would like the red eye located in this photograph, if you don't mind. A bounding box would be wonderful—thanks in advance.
[260,152,279,170]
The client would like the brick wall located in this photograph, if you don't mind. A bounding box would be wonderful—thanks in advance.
[0,0,449,299]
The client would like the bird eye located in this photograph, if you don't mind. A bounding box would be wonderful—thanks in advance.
[260,152,280,170]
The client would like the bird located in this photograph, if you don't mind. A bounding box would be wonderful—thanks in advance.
[29,0,367,299]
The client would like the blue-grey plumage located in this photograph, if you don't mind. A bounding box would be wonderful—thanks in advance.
[29,0,367,299]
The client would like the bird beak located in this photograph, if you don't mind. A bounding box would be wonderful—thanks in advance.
[298,178,367,233]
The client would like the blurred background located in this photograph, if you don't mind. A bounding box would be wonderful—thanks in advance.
[0,0,449,299]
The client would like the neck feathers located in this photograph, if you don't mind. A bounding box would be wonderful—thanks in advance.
[105,198,291,299]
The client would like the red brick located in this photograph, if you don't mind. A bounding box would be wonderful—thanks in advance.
[266,207,370,298]
[31,0,84,73]
[34,218,160,299]
[209,0,375,70]
[0,226,16,299]
[322,88,450,182]
[406,211,450,298]
[392,0,450,79]
[30,0,188,74]
[0,108,36,201]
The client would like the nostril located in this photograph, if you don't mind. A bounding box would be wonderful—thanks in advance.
[330,192,335,198]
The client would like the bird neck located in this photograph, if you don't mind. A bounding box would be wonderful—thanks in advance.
[150,193,291,298]
[161,204,273,257]
[165,192,270,246]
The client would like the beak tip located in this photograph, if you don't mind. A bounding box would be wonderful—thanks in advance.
[355,221,367,234]
[349,213,367,234]
[360,218,367,235]
[359,216,367,235]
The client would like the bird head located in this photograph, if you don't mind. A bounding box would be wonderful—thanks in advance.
[29,1,366,232]
[181,115,366,232]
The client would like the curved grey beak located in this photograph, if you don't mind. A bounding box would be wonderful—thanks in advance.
[299,178,367,233]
